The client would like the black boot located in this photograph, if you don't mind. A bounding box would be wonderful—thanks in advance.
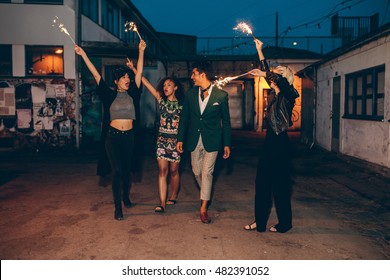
[123,198,132,208]
[114,206,123,221]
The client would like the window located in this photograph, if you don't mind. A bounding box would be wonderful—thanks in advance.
[0,45,12,77]
[101,0,120,37]
[82,0,98,23]
[23,0,63,4]
[344,65,385,120]
[25,46,64,77]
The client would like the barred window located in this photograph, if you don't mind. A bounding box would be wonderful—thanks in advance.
[344,65,385,121]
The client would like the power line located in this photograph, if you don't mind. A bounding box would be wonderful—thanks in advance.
[280,0,365,36]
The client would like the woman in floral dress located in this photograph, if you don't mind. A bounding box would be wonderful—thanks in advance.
[129,62,184,213]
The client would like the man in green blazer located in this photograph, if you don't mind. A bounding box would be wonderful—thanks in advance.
[176,61,231,224]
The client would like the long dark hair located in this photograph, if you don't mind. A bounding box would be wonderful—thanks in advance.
[156,77,184,103]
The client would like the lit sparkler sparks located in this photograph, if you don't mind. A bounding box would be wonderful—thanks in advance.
[213,72,250,89]
[233,22,256,40]
[52,16,76,44]
[124,21,143,40]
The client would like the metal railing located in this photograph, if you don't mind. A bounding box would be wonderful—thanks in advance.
[197,36,345,55]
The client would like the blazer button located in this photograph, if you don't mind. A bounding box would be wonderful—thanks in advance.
[200,118,202,120]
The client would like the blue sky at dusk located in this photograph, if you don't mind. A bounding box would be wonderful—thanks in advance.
[131,0,390,38]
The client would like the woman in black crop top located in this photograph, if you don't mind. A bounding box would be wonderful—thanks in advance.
[75,40,146,220]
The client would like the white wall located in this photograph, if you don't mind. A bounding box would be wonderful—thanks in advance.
[0,3,76,78]
[315,34,390,167]
[81,16,119,43]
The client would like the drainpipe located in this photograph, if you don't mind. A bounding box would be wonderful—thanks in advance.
[311,66,317,149]
[74,0,81,149]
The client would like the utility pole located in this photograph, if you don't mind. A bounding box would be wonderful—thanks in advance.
[275,12,279,48]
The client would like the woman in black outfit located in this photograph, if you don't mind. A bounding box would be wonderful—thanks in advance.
[244,39,299,233]
[75,40,146,220]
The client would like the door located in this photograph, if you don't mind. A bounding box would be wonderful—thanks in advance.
[331,76,341,152]
[225,81,244,129]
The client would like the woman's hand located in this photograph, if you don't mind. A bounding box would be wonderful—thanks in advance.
[126,58,134,70]
[139,40,146,52]
[254,38,263,51]
[249,69,265,77]
[74,45,85,56]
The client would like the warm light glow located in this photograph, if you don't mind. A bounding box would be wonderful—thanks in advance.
[55,49,63,54]
[260,77,270,89]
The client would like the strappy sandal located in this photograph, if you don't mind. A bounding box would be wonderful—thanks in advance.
[243,221,257,231]
[269,226,278,232]
[269,225,292,233]
[154,206,165,213]
[166,199,177,205]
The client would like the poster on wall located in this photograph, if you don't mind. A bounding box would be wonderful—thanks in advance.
[33,104,43,130]
[31,85,46,104]
[56,98,64,116]
[59,119,71,136]
[17,109,32,129]
[55,84,66,98]
[0,87,16,116]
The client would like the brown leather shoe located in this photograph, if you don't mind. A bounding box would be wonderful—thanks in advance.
[200,212,211,224]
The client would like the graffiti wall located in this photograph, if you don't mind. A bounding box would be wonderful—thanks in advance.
[0,78,77,151]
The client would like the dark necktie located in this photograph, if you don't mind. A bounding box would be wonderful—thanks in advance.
[200,84,211,101]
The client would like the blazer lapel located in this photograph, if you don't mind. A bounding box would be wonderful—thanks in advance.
[202,87,218,114]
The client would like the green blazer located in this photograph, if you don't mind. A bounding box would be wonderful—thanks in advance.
[177,86,231,152]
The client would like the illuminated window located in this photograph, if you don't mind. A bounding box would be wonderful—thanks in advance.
[344,65,385,121]
[25,46,64,77]
[0,45,12,77]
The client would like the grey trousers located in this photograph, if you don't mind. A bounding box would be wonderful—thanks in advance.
[191,136,218,201]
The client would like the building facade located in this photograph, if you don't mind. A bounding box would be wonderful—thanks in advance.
[299,23,390,168]
[0,0,321,152]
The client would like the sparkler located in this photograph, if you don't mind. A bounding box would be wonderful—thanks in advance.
[124,21,143,40]
[52,16,76,44]
[233,22,256,40]
[213,72,250,89]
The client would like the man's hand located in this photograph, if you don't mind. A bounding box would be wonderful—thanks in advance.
[176,142,184,153]
[223,146,230,159]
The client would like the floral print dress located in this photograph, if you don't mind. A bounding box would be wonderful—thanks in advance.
[156,98,182,162]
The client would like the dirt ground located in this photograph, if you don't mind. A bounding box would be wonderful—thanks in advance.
[0,131,389,260]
